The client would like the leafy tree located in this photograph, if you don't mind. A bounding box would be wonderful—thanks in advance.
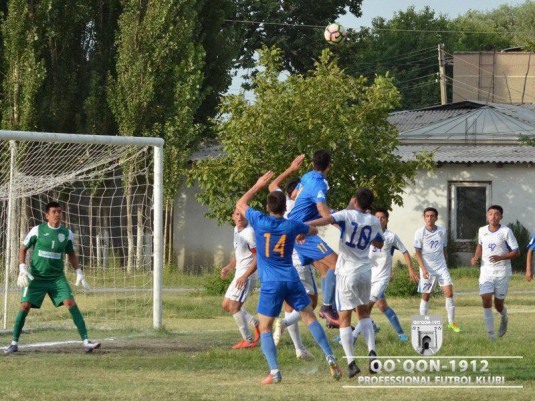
[1,0,46,130]
[188,46,432,224]
[234,0,363,74]
[338,6,454,110]
[109,0,204,199]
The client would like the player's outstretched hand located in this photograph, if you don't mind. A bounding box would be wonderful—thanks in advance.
[75,269,91,290]
[254,171,274,189]
[17,263,34,288]
[290,154,305,171]
[296,233,307,244]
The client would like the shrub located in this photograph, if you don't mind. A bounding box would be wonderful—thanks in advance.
[203,269,234,296]
[387,263,419,297]
[507,220,531,273]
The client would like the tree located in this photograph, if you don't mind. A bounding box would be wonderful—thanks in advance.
[234,0,363,74]
[188,46,432,224]
[1,0,46,130]
[109,0,204,270]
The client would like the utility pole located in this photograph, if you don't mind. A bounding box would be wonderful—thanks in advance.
[438,43,447,105]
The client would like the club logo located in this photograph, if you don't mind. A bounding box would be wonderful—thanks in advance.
[411,315,443,355]
[58,233,65,243]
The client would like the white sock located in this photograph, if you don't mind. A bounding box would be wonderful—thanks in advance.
[499,306,508,317]
[445,297,455,324]
[11,340,17,346]
[483,308,494,335]
[339,326,355,364]
[241,308,258,326]
[233,311,252,341]
[360,318,376,353]
[283,310,301,327]
[285,311,304,351]
[270,369,280,375]
[420,299,429,315]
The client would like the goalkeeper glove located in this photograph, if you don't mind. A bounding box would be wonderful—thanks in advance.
[75,269,90,290]
[17,263,34,288]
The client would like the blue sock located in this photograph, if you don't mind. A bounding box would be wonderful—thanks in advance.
[321,277,326,301]
[324,269,336,306]
[384,307,404,335]
[260,332,278,370]
[308,320,333,357]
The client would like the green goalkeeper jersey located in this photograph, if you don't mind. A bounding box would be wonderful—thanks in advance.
[23,223,75,279]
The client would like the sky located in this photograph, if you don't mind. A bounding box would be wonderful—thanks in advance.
[229,1,526,98]
[339,0,525,28]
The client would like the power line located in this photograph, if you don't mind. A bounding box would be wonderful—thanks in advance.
[224,19,512,35]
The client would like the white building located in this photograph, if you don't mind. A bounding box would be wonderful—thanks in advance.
[176,101,535,270]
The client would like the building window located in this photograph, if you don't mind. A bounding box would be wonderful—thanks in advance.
[449,182,491,242]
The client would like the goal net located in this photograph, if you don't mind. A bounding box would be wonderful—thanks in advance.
[0,131,163,332]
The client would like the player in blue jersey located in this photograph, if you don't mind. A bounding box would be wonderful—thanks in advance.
[287,150,339,328]
[236,171,342,385]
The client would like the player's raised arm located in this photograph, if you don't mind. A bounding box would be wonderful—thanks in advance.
[268,154,305,193]
[306,215,335,227]
[236,171,274,216]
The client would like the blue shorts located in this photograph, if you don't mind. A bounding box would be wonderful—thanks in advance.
[294,235,334,265]
[257,281,311,317]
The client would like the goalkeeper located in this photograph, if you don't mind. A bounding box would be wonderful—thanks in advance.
[4,201,100,354]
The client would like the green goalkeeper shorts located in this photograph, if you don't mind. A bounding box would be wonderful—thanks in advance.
[20,276,74,308]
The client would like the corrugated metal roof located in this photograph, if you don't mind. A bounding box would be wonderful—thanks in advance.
[388,109,472,132]
[396,145,535,164]
[398,106,535,143]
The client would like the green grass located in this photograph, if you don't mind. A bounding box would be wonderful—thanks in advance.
[0,273,534,400]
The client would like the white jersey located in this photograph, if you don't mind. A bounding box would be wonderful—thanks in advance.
[414,226,448,273]
[331,209,383,276]
[234,225,256,276]
[478,225,519,278]
[370,229,408,282]
[279,190,301,267]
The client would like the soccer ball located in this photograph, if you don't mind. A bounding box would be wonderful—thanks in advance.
[324,23,347,45]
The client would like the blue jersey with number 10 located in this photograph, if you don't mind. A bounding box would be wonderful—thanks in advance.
[245,208,310,283]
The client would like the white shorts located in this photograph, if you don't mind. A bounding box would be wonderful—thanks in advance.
[418,268,453,293]
[224,275,256,303]
[370,278,389,303]
[479,276,510,299]
[335,270,371,311]
[295,264,318,295]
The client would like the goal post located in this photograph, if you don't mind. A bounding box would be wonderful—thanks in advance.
[0,130,164,331]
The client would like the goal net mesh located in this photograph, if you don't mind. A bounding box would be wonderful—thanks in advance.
[0,138,156,332]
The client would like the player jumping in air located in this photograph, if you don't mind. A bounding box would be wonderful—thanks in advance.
[350,209,419,343]
[220,209,261,349]
[4,201,100,355]
[471,205,519,340]
[287,150,339,328]
[236,172,342,384]
[269,154,316,361]
[307,189,384,378]
[414,207,460,333]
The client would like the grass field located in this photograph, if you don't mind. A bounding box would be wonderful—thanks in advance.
[0,270,534,400]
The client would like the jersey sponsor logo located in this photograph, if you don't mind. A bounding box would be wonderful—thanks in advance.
[37,250,62,260]
[58,233,66,243]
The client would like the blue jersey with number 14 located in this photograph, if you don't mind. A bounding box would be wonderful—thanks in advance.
[245,208,309,283]
[331,209,383,275]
